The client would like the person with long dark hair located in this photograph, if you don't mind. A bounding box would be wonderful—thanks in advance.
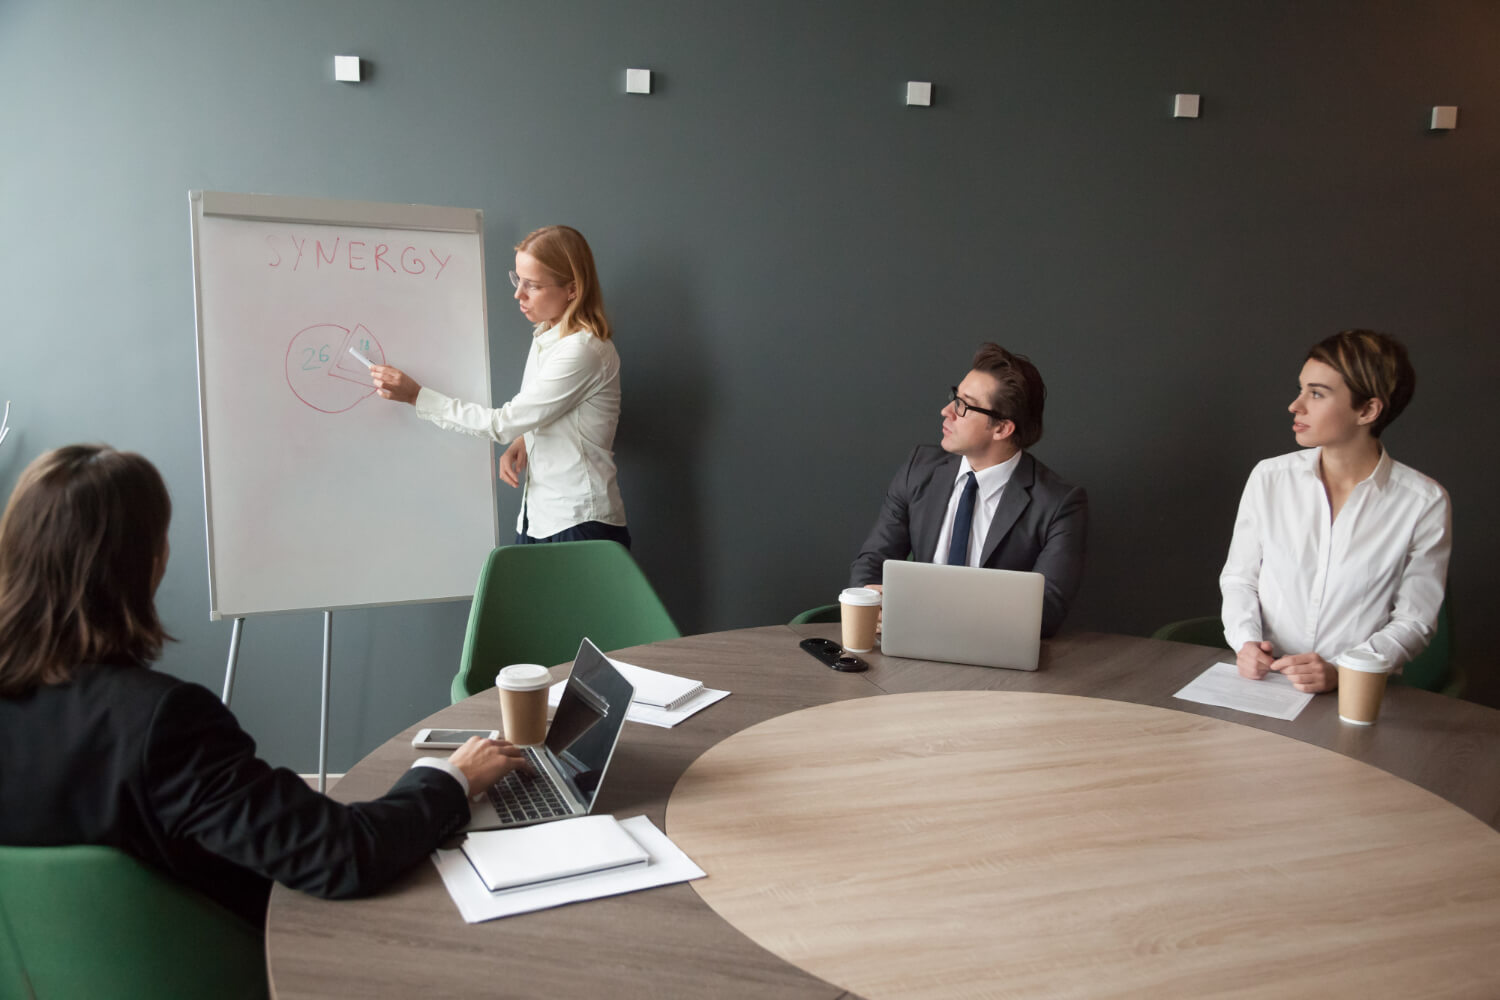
[0,444,524,928]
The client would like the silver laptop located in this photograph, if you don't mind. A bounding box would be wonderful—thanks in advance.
[878,560,1045,671]
[464,638,634,831]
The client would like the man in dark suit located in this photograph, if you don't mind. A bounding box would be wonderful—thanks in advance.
[850,343,1087,637]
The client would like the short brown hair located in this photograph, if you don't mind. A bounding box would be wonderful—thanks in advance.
[0,445,172,697]
[1306,330,1415,438]
[515,225,612,341]
[970,343,1047,449]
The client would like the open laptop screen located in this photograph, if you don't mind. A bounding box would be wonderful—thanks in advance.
[543,639,633,807]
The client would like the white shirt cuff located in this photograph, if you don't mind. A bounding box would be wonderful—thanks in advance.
[411,757,469,797]
[1224,627,1261,652]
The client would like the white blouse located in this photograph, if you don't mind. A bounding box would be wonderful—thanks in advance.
[1220,447,1450,669]
[415,324,626,538]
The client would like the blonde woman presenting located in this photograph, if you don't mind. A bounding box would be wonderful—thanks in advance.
[373,225,629,547]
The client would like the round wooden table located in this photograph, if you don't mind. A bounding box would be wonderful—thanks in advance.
[669,690,1500,1000]
[266,627,1500,999]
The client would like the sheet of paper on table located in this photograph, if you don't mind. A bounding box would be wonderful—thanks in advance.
[548,658,729,728]
[1173,660,1315,721]
[432,815,705,924]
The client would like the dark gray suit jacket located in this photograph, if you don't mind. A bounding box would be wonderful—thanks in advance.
[850,446,1088,638]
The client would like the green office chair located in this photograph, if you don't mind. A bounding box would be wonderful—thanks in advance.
[789,604,840,625]
[1150,616,1228,649]
[451,540,680,703]
[0,844,267,1000]
[1,899,31,1000]
[1392,598,1460,696]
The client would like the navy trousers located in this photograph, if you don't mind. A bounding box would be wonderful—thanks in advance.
[515,519,632,549]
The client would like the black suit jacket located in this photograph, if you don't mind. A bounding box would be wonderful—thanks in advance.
[0,664,470,927]
[850,446,1088,637]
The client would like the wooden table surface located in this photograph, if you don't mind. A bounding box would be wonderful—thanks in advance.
[266,627,1500,999]
[669,691,1500,1000]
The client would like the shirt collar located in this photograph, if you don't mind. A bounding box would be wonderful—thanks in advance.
[1293,448,1323,477]
[1370,445,1394,488]
[957,450,1022,501]
[533,322,563,346]
[1300,445,1394,490]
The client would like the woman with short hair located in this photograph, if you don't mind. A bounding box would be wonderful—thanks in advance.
[1220,330,1451,693]
[372,225,630,547]
[0,444,523,927]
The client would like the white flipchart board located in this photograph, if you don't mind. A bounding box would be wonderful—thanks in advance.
[190,191,497,619]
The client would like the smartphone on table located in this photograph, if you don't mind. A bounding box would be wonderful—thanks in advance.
[411,728,500,750]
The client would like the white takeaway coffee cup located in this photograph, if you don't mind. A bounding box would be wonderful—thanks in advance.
[1335,648,1394,726]
[839,587,882,653]
[496,663,552,745]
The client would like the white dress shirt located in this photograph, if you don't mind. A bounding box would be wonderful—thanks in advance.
[414,324,626,538]
[1220,447,1450,669]
[933,451,1023,567]
[412,758,469,797]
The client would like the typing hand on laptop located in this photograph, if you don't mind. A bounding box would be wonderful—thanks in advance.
[447,737,528,801]
[464,639,636,832]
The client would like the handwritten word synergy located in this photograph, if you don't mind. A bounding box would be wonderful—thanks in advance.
[265,234,454,280]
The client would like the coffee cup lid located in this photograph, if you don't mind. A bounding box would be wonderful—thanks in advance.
[498,663,552,690]
[839,587,882,606]
[1334,649,1392,673]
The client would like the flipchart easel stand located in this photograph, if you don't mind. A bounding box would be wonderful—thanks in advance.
[221,614,335,792]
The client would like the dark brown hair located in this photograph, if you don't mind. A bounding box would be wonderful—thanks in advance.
[971,343,1047,449]
[0,444,172,697]
[1306,330,1415,438]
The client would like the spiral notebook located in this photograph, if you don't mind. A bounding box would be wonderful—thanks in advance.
[607,657,704,711]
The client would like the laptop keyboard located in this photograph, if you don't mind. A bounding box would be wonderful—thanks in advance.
[485,747,572,824]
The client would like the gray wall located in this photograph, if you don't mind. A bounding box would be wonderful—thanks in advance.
[3,0,1496,770]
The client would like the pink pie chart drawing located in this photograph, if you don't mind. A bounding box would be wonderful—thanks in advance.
[285,323,386,413]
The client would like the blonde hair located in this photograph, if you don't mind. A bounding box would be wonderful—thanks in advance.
[0,444,173,696]
[515,226,612,341]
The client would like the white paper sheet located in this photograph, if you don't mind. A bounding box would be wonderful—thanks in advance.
[432,815,705,923]
[548,678,730,728]
[1173,660,1315,721]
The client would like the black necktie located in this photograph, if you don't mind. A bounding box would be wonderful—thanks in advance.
[946,472,978,566]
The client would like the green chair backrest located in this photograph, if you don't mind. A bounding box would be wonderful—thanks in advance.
[0,893,33,1000]
[1149,616,1229,649]
[1393,598,1453,693]
[0,844,267,1000]
[789,604,840,625]
[451,540,680,703]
